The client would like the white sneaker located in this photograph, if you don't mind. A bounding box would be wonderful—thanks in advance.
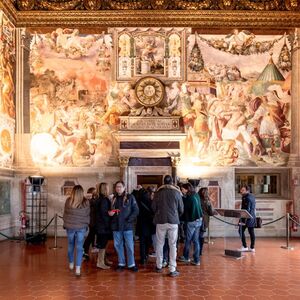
[237,247,248,252]
[69,262,74,270]
[250,248,255,253]
[75,266,81,276]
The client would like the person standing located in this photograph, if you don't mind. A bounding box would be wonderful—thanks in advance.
[238,184,256,252]
[198,187,216,256]
[95,182,112,269]
[109,181,139,272]
[136,186,155,265]
[152,175,184,277]
[63,185,90,276]
[179,183,203,266]
[83,187,97,260]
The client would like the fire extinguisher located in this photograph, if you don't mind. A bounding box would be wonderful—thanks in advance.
[19,211,29,229]
[290,214,299,232]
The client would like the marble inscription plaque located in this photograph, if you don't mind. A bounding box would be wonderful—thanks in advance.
[120,117,181,131]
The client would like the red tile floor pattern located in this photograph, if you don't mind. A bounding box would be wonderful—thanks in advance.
[0,237,300,300]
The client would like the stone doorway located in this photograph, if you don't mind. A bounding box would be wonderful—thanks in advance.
[137,174,163,189]
[127,158,172,192]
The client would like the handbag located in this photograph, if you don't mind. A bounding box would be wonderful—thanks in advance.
[255,217,262,228]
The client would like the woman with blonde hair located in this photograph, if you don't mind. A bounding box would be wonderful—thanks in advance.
[63,185,90,276]
[95,182,112,269]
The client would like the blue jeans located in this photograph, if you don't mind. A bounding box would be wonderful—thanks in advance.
[113,230,136,267]
[66,228,87,267]
[183,219,202,263]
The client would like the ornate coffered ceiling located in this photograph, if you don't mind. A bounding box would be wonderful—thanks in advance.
[11,0,300,11]
[0,0,299,28]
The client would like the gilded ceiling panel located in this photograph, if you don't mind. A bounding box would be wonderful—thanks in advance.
[11,0,300,11]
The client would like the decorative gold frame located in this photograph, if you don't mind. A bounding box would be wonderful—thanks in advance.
[0,0,300,29]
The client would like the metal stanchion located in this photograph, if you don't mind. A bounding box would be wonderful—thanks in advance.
[49,213,62,250]
[281,213,294,250]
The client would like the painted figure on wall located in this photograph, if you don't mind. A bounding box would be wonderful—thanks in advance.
[29,27,292,168]
[0,13,15,168]
[135,35,165,75]
[30,28,114,167]
[182,31,291,167]
[0,15,15,119]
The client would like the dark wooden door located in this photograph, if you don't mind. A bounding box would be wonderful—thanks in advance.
[137,175,163,189]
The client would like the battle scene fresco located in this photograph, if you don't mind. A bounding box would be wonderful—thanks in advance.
[30,29,114,167]
[0,12,15,168]
[183,31,291,166]
[30,27,292,167]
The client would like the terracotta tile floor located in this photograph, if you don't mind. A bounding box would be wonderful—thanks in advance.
[0,237,300,299]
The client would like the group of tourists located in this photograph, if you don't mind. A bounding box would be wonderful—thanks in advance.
[63,175,256,277]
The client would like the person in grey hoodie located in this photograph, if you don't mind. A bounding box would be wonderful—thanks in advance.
[63,185,90,276]
[152,175,184,277]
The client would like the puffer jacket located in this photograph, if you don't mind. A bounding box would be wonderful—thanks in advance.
[152,184,184,225]
[63,198,90,230]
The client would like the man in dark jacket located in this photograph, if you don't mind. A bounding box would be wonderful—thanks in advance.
[152,175,184,277]
[238,184,256,252]
[109,181,139,272]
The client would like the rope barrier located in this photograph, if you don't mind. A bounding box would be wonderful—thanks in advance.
[0,231,22,241]
[261,215,285,226]
[212,214,286,227]
[23,215,55,242]
[212,215,238,226]
[289,215,300,226]
[0,215,55,242]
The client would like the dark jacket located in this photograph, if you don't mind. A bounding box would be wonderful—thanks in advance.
[241,192,256,228]
[136,188,155,236]
[110,193,139,231]
[89,197,97,227]
[182,192,203,223]
[63,198,90,230]
[199,195,215,231]
[152,184,184,225]
[95,194,111,235]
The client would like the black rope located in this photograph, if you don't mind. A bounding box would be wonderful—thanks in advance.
[24,216,55,241]
[289,216,300,226]
[0,231,23,241]
[213,214,286,227]
[261,215,285,226]
[0,216,55,241]
[212,215,238,226]
[58,215,63,219]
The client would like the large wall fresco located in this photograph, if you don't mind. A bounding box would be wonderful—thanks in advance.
[183,31,291,166]
[30,29,114,167]
[30,27,292,167]
[0,12,15,168]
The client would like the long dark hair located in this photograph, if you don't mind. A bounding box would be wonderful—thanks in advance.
[199,187,209,200]
[96,182,109,198]
[181,182,195,196]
